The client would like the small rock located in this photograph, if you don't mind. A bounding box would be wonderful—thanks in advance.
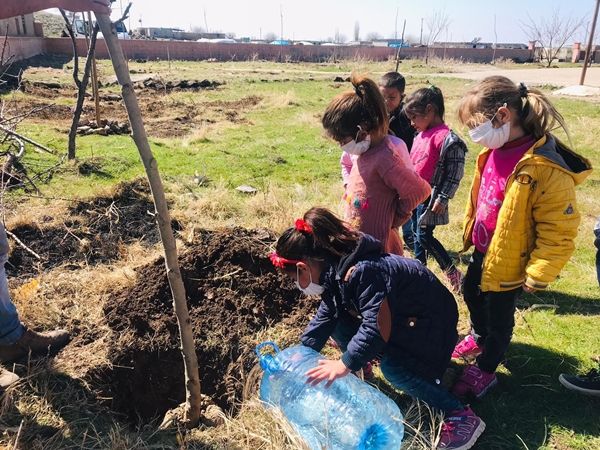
[235,185,258,194]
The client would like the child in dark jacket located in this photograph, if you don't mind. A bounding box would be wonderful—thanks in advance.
[380,71,418,249]
[379,71,416,151]
[270,207,485,450]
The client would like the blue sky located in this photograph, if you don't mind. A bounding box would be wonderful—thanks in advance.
[67,0,598,43]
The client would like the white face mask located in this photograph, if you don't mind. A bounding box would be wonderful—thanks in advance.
[468,106,511,149]
[341,135,371,156]
[295,266,325,296]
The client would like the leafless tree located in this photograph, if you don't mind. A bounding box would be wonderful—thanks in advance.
[425,10,451,64]
[264,31,277,42]
[60,10,99,160]
[521,9,584,67]
[354,21,360,41]
[334,28,347,44]
[366,31,382,41]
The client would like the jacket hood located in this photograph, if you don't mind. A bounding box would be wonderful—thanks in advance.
[531,135,592,186]
[334,233,382,280]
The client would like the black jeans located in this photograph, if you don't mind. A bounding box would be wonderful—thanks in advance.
[411,204,454,271]
[463,250,520,373]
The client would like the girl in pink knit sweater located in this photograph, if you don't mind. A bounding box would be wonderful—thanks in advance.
[322,74,431,255]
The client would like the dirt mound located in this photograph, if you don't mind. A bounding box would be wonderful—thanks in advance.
[7,179,178,277]
[97,228,317,422]
[128,78,224,92]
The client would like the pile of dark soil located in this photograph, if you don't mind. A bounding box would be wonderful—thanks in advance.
[97,227,318,422]
[133,78,224,91]
[7,179,177,277]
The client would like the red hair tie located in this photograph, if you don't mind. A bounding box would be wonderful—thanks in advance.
[269,252,301,269]
[295,218,313,234]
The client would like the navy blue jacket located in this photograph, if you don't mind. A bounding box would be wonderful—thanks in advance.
[300,234,458,382]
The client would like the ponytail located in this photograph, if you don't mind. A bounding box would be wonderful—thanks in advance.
[520,87,568,140]
[458,75,568,140]
[273,207,360,270]
[322,73,389,142]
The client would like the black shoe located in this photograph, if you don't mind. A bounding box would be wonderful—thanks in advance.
[559,368,600,397]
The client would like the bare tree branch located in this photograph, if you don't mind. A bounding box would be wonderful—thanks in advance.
[59,9,81,89]
[67,23,100,160]
[425,10,451,64]
[521,9,584,67]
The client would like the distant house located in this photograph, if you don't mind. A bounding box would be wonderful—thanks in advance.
[434,41,527,50]
[372,39,409,48]
[0,14,42,37]
[137,27,226,41]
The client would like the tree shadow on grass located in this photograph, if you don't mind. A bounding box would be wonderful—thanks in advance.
[519,289,600,316]
[467,342,599,449]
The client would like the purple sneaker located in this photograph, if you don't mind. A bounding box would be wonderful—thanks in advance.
[452,365,497,399]
[452,335,483,360]
[437,406,486,450]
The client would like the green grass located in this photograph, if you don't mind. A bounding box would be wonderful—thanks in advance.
[2,59,599,449]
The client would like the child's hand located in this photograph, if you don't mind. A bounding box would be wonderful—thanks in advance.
[431,198,447,215]
[305,359,351,387]
[523,284,538,293]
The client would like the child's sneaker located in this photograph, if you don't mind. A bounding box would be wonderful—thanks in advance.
[452,365,497,399]
[445,266,464,294]
[559,368,600,397]
[437,406,485,450]
[362,361,374,381]
[452,335,483,360]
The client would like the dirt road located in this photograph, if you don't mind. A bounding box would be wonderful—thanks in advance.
[432,67,600,88]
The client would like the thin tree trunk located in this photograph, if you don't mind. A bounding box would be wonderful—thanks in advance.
[61,10,99,160]
[68,28,98,159]
[95,13,202,428]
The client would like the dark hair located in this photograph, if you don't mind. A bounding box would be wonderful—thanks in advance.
[275,207,360,270]
[404,85,445,121]
[379,71,406,92]
[458,75,567,139]
[321,73,389,142]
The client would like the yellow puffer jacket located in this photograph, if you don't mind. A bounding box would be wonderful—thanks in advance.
[462,134,592,292]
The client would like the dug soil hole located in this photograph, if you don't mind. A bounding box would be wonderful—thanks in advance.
[97,227,316,422]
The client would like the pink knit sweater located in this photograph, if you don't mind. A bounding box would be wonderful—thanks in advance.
[344,136,431,255]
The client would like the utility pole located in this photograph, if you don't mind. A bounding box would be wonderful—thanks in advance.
[580,0,600,85]
[420,17,424,45]
[395,7,398,40]
[203,8,209,33]
[280,4,284,41]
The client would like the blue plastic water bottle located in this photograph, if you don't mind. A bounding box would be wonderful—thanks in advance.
[256,342,404,450]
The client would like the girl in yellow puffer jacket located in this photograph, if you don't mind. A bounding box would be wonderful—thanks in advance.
[450,76,592,400]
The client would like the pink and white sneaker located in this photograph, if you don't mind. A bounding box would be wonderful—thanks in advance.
[452,335,483,360]
[452,365,497,399]
[437,406,486,450]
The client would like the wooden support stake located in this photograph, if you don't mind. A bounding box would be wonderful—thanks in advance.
[87,12,101,125]
[95,13,202,427]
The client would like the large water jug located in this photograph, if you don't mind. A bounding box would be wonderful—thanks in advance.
[256,342,404,450]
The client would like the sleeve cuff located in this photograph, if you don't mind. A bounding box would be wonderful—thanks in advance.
[436,194,449,205]
[525,276,548,290]
[341,351,364,372]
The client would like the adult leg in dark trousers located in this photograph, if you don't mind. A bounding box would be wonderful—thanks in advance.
[462,250,520,373]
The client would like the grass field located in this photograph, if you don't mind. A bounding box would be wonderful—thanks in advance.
[0,57,599,449]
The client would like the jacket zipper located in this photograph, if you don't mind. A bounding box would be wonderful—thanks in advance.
[480,153,535,282]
